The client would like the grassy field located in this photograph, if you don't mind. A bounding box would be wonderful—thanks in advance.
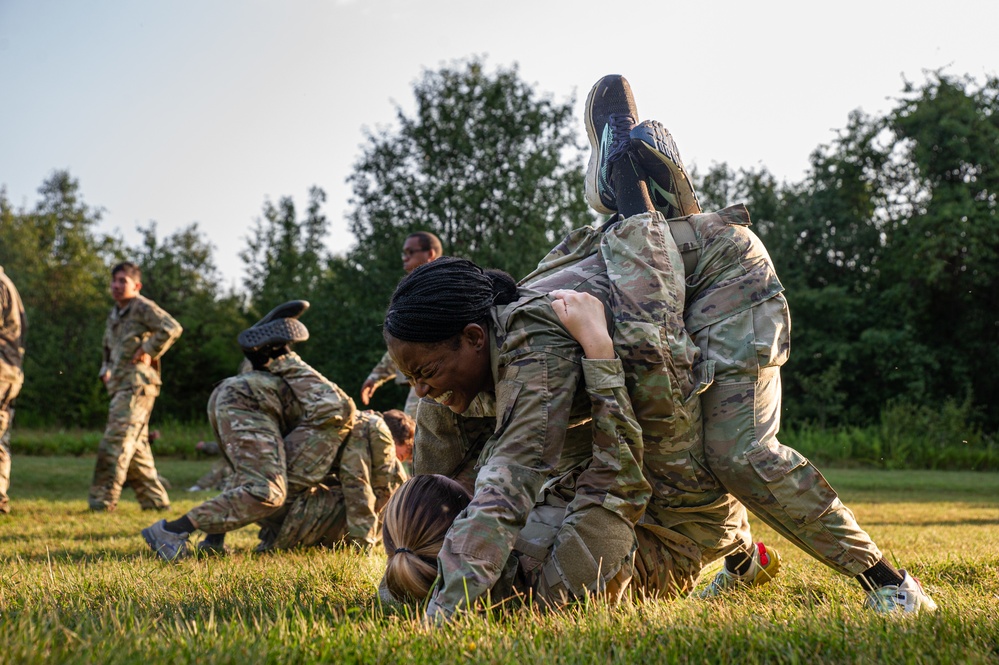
[1,457,997,664]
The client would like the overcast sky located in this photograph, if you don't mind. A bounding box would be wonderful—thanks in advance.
[2,0,995,286]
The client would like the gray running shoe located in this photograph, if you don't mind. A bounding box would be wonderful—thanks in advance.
[630,120,701,219]
[141,519,190,562]
[584,75,639,215]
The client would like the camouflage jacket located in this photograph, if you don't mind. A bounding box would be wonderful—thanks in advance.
[428,288,624,618]
[366,350,409,387]
[0,267,26,385]
[339,409,408,545]
[100,295,182,394]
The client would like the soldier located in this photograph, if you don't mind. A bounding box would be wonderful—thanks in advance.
[142,303,404,558]
[596,111,934,611]
[383,290,651,606]
[359,231,443,416]
[256,408,408,551]
[89,262,182,512]
[0,266,26,515]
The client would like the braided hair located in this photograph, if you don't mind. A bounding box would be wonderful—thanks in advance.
[384,257,518,344]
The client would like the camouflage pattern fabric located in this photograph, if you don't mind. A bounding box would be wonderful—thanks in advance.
[90,294,181,510]
[267,352,356,495]
[340,410,408,547]
[261,410,410,551]
[367,351,421,418]
[0,267,26,514]
[680,205,881,575]
[88,386,170,510]
[187,352,364,541]
[501,358,647,607]
[99,294,183,394]
[186,369,301,533]
[193,458,231,492]
[423,211,742,621]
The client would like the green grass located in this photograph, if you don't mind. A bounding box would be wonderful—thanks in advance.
[2,458,998,664]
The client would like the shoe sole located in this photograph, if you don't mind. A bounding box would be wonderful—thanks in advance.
[584,76,637,216]
[237,318,309,351]
[631,122,701,217]
[584,80,613,215]
[251,299,310,328]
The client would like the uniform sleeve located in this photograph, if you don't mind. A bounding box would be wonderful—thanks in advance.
[99,317,112,378]
[427,349,580,621]
[564,357,650,526]
[139,300,183,360]
[365,350,398,387]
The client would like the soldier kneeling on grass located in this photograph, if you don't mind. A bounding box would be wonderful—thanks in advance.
[141,301,406,559]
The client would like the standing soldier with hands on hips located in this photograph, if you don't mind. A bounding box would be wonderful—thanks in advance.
[89,262,182,512]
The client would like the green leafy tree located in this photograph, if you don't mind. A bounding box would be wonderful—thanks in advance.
[131,222,248,422]
[315,58,592,409]
[0,172,119,426]
[240,186,330,314]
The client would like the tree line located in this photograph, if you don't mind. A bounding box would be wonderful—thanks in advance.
[1,60,996,441]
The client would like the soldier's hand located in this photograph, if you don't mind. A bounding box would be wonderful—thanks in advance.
[132,349,152,366]
[550,290,614,360]
[360,378,377,405]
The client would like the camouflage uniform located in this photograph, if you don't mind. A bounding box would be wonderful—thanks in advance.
[496,358,649,606]
[366,351,420,417]
[0,267,26,514]
[89,294,182,511]
[669,204,881,576]
[260,409,408,550]
[418,211,744,621]
[187,351,354,535]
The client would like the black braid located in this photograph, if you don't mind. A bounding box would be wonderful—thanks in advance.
[384,257,518,343]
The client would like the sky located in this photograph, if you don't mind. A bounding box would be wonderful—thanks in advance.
[1,0,996,288]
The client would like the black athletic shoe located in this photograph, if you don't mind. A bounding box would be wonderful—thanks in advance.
[584,75,639,215]
[237,317,309,351]
[630,120,701,219]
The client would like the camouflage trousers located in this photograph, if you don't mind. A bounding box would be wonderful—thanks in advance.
[0,377,23,514]
[187,380,296,533]
[188,374,351,535]
[697,295,881,575]
[508,472,746,605]
[88,386,170,511]
[256,481,350,551]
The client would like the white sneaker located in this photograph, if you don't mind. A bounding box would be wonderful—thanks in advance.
[865,570,938,614]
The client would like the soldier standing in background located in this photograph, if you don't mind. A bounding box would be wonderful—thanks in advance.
[0,266,26,515]
[88,262,182,512]
[359,232,442,417]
